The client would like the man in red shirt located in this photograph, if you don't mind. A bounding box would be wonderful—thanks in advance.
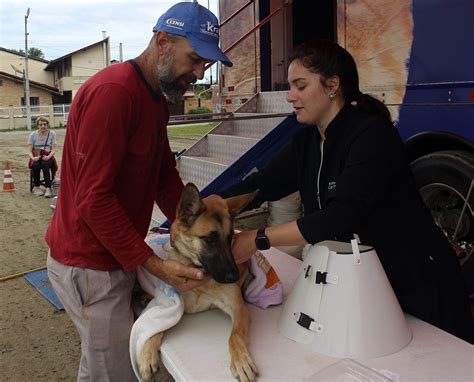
[46,2,232,380]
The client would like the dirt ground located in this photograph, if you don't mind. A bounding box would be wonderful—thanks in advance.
[0,129,267,381]
[0,129,78,381]
[3,129,471,381]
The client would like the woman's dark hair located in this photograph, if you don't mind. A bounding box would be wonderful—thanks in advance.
[289,39,392,122]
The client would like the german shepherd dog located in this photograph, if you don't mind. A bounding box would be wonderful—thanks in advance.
[138,183,258,382]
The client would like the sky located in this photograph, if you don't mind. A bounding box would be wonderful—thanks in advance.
[0,0,218,82]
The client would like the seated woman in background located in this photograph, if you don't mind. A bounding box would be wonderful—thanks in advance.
[28,116,57,198]
[218,39,472,343]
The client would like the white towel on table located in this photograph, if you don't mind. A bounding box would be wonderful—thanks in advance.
[129,233,283,380]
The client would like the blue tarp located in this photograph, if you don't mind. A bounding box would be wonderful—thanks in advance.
[24,269,64,310]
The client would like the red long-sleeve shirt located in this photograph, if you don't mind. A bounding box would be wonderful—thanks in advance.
[46,60,183,270]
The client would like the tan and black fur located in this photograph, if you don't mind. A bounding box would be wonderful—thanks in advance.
[138,183,257,382]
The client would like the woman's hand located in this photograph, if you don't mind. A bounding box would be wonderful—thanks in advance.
[143,255,211,292]
[32,156,41,162]
[232,222,307,264]
[42,154,52,160]
[232,230,258,264]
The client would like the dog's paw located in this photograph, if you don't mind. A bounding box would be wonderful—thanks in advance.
[138,333,163,382]
[230,352,258,382]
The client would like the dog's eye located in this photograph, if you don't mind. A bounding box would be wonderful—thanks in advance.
[202,236,216,245]
[200,233,218,245]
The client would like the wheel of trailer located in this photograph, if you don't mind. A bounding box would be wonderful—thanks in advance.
[411,150,474,294]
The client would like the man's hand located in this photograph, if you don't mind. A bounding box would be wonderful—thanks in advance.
[143,255,211,292]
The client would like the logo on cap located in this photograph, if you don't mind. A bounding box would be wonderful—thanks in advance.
[166,18,184,30]
[200,21,219,37]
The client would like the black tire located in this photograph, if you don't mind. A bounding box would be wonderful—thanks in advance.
[411,150,474,294]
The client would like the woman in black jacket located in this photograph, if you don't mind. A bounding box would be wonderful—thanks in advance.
[220,39,472,343]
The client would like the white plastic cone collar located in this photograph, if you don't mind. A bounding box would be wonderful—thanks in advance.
[278,240,412,358]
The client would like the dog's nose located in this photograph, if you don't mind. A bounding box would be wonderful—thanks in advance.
[224,271,239,283]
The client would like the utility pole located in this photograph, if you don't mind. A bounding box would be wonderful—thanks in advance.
[24,7,31,130]
[102,31,107,67]
[208,0,213,84]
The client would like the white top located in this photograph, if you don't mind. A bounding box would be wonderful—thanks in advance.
[159,248,474,381]
[28,130,57,151]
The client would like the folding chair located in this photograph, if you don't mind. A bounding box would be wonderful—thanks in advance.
[29,158,58,193]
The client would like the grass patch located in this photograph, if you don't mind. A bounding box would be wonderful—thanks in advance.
[1,123,216,136]
[167,123,216,137]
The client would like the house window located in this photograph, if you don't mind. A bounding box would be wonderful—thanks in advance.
[31,97,40,112]
[0,80,3,86]
[21,97,41,113]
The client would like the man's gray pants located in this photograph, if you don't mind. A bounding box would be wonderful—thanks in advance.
[47,253,137,381]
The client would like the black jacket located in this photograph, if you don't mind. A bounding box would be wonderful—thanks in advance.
[222,104,472,342]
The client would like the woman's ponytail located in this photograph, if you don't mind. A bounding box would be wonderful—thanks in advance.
[355,92,392,123]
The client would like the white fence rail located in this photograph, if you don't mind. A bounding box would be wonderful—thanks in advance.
[0,104,70,130]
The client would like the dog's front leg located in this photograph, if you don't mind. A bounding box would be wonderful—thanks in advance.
[229,302,258,382]
[138,332,164,382]
[215,284,258,382]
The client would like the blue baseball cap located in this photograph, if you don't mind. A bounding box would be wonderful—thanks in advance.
[153,1,233,67]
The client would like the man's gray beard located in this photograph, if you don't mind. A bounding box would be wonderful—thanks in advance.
[156,54,186,104]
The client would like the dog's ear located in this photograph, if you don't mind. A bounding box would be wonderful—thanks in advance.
[225,190,259,219]
[177,183,204,227]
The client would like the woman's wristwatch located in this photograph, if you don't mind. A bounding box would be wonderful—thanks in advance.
[255,228,271,250]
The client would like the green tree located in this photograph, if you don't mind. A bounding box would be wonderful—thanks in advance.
[28,47,44,59]
[193,84,212,100]
[7,47,44,59]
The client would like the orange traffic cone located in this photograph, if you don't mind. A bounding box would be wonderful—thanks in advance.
[2,161,17,192]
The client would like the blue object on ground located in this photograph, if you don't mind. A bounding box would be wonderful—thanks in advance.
[23,269,64,310]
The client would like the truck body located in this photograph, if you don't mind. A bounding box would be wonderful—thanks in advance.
[217,0,474,290]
